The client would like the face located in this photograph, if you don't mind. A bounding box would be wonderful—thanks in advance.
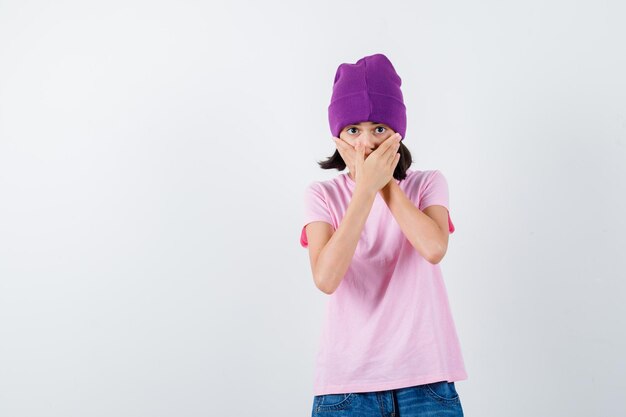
[339,121,397,158]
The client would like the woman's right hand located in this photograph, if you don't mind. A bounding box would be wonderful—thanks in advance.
[354,133,402,194]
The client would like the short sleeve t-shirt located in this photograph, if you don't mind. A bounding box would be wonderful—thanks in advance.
[300,168,468,396]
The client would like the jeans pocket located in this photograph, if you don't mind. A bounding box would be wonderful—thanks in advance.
[314,393,355,412]
[424,381,460,403]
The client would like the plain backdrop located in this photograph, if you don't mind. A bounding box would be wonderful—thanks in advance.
[1,1,625,416]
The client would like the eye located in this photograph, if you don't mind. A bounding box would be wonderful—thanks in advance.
[347,127,358,134]
[375,126,386,133]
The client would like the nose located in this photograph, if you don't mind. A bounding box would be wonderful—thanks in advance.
[356,133,377,154]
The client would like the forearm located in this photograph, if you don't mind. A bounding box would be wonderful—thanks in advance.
[379,181,445,263]
[315,185,377,294]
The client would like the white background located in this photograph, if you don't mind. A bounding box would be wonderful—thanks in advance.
[1,1,625,416]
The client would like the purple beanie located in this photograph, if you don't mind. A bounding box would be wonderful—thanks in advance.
[328,53,407,140]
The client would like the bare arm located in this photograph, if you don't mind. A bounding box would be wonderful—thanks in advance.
[308,133,400,294]
[307,185,377,294]
[379,180,450,263]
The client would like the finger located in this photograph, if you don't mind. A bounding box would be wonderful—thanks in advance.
[355,143,364,171]
[371,133,401,158]
[378,134,400,158]
[346,144,357,171]
[334,137,358,173]
[333,137,349,155]
[334,138,355,167]
[332,139,343,156]
[393,152,401,168]
[341,146,356,174]
[385,148,400,175]
[383,137,401,163]
[381,133,402,153]
[386,142,399,165]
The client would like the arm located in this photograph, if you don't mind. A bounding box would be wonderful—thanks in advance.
[307,185,377,294]
[379,181,450,264]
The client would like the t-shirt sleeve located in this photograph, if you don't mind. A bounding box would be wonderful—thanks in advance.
[418,170,456,234]
[300,182,335,248]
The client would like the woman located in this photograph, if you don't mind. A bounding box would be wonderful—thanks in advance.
[300,53,468,416]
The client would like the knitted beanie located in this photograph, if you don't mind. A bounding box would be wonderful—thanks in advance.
[328,53,406,140]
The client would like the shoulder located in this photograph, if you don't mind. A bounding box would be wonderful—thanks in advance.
[412,169,446,180]
[401,167,442,179]
[412,169,449,188]
[401,168,445,188]
[304,179,332,198]
[304,174,349,198]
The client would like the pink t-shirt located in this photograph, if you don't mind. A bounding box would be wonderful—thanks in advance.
[300,168,468,396]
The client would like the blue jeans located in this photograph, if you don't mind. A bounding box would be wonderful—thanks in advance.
[311,381,464,416]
